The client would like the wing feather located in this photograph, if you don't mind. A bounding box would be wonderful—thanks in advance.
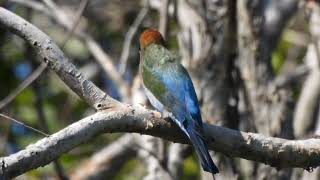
[142,60,202,128]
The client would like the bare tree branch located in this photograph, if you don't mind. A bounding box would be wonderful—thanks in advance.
[42,0,131,101]
[0,62,47,110]
[167,143,190,179]
[1,5,320,180]
[237,1,299,178]
[60,0,89,48]
[158,0,170,39]
[149,0,174,17]
[138,135,173,180]
[273,65,309,90]
[12,0,131,101]
[294,3,320,137]
[1,107,320,179]
[9,0,50,16]
[119,2,149,75]
[83,36,131,102]
[0,114,48,137]
[0,7,118,110]
[70,134,136,180]
[237,0,295,138]
[46,0,131,101]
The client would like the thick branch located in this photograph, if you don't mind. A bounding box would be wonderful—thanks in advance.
[1,106,320,178]
[0,7,118,110]
[70,134,136,180]
[1,6,320,179]
[41,0,131,101]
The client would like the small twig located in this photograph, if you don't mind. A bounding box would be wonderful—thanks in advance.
[60,0,89,48]
[9,0,49,16]
[119,3,149,75]
[167,143,191,179]
[0,62,47,110]
[138,136,174,180]
[41,0,74,29]
[159,0,170,39]
[71,134,136,179]
[0,113,49,137]
[13,0,131,101]
[273,65,309,90]
[307,0,320,67]
[134,139,168,169]
[311,38,320,67]
[84,36,130,101]
[43,0,130,101]
[294,3,320,137]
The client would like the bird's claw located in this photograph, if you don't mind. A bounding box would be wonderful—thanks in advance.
[161,111,173,120]
[153,111,172,119]
[152,111,162,119]
[138,103,147,108]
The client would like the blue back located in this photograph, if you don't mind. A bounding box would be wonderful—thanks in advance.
[154,62,203,128]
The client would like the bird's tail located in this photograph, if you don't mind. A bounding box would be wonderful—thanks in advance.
[186,127,219,175]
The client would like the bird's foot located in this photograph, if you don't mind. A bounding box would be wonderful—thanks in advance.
[161,111,174,120]
[138,103,147,108]
[152,111,162,119]
[152,110,174,120]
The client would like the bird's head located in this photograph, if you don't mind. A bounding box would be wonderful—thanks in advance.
[139,28,165,50]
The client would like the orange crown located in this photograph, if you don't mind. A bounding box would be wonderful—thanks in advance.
[139,28,164,49]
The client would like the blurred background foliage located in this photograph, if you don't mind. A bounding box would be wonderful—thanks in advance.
[0,0,191,179]
[0,0,318,179]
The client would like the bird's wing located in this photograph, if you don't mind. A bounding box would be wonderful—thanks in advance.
[180,66,203,127]
[142,61,203,129]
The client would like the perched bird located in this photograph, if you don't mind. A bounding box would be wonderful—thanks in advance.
[139,28,219,176]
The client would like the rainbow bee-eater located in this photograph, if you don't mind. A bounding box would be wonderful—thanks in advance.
[139,28,219,176]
